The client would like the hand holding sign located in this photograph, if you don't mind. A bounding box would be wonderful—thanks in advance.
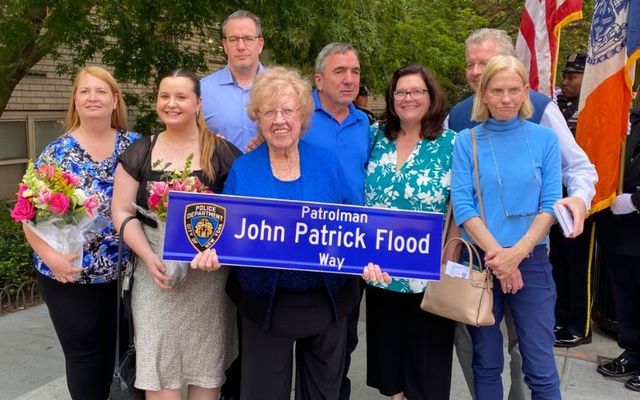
[361,262,392,285]
[190,248,222,272]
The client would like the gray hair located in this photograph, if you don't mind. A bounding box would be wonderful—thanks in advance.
[222,10,262,37]
[465,28,515,56]
[314,43,358,74]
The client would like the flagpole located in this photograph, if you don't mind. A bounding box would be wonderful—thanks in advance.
[552,29,562,93]
[618,138,626,194]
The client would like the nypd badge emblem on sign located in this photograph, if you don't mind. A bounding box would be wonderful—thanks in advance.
[184,203,226,251]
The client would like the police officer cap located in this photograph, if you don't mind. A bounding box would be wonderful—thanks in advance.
[563,53,587,73]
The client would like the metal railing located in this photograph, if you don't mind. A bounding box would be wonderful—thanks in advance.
[0,280,41,314]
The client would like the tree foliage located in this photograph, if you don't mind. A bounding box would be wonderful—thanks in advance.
[1,0,598,122]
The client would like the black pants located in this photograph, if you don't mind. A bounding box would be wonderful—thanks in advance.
[339,279,365,400]
[550,218,595,337]
[37,273,118,400]
[365,285,455,400]
[240,292,347,400]
[602,248,640,363]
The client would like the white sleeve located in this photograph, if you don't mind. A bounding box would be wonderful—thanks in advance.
[540,101,598,209]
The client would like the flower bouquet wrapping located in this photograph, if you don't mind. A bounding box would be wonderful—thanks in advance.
[141,154,212,287]
[11,161,101,270]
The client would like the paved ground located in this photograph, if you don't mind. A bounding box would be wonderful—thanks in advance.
[1,303,636,400]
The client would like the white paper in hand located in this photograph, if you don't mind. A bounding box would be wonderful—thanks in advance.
[553,204,574,237]
[444,260,470,279]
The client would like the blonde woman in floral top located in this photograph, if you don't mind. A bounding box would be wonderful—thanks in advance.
[362,64,457,400]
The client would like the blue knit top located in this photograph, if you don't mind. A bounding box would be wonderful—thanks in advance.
[451,117,561,246]
[223,141,360,327]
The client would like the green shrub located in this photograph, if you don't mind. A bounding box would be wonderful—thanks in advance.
[0,202,35,289]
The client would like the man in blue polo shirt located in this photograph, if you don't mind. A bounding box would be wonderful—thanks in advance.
[201,10,265,152]
[303,43,370,400]
[304,43,370,206]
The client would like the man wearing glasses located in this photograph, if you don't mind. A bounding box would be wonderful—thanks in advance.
[447,28,597,400]
[201,10,265,152]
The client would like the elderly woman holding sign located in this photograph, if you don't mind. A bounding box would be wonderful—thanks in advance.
[451,55,562,399]
[361,63,458,400]
[221,66,360,399]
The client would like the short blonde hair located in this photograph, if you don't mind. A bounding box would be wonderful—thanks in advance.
[247,66,313,134]
[471,55,534,122]
[66,66,128,131]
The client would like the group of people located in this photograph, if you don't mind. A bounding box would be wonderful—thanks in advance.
[20,7,640,400]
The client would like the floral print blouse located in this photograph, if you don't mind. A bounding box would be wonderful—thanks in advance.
[365,123,456,293]
[33,130,140,284]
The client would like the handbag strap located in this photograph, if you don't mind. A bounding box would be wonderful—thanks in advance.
[114,215,138,372]
[442,236,487,273]
[470,129,486,224]
[441,201,452,249]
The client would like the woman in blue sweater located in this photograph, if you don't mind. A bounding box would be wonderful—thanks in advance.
[451,56,562,400]
[221,66,360,400]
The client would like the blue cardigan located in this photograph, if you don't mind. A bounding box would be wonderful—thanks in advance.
[223,141,360,328]
[451,117,561,247]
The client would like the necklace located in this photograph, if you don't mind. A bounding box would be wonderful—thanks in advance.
[163,133,198,151]
[270,151,301,181]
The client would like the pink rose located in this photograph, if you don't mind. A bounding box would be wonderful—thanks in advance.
[48,193,70,215]
[148,193,163,210]
[83,196,100,217]
[37,187,52,204]
[38,164,55,179]
[11,198,36,222]
[61,172,81,186]
[150,181,169,197]
[17,184,31,198]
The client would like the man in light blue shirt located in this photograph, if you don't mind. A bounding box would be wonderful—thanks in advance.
[304,43,370,207]
[201,10,265,152]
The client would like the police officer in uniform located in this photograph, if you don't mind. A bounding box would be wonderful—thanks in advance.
[551,53,595,347]
[354,85,376,125]
[596,103,640,392]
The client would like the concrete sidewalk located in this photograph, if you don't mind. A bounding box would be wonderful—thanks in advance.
[0,304,635,400]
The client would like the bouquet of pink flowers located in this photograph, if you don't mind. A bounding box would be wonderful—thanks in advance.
[141,154,211,287]
[11,160,101,269]
[147,154,211,221]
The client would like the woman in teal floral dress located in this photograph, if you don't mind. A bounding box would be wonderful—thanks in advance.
[363,64,457,400]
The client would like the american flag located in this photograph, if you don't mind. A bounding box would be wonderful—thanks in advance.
[515,0,583,97]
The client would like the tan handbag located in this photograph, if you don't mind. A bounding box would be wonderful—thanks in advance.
[420,128,496,327]
[420,237,495,326]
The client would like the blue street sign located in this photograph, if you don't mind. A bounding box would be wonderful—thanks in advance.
[163,191,444,280]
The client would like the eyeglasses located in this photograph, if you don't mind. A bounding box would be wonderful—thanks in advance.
[260,107,299,120]
[393,88,429,100]
[224,35,260,46]
[487,126,542,219]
